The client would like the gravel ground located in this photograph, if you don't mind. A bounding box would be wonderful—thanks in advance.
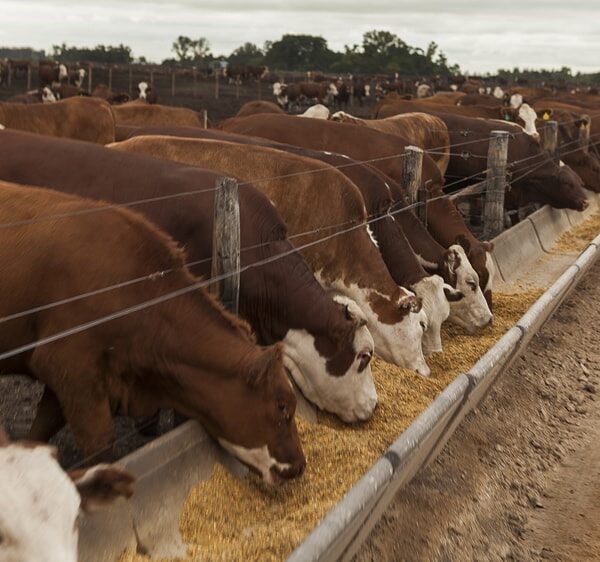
[354,258,600,562]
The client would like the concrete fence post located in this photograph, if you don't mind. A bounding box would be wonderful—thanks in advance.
[579,115,591,154]
[210,177,241,314]
[88,64,93,92]
[402,146,424,219]
[483,130,510,239]
[542,120,558,162]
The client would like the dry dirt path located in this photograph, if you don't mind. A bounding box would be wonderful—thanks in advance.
[355,259,600,562]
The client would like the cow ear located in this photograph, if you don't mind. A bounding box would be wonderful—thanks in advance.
[536,108,553,120]
[69,465,135,512]
[246,344,284,388]
[443,284,465,302]
[455,234,471,253]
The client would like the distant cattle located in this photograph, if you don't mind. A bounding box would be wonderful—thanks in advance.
[334,81,350,110]
[38,61,68,86]
[68,67,86,87]
[0,96,115,144]
[276,81,339,109]
[91,84,131,105]
[135,81,158,104]
[0,130,376,424]
[0,426,134,562]
[112,102,205,127]
[6,86,56,104]
[226,64,267,82]
[0,179,305,481]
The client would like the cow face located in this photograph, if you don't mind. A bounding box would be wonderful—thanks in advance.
[208,344,305,484]
[0,438,134,562]
[327,82,339,97]
[411,274,453,355]
[41,87,57,103]
[137,81,149,100]
[283,296,377,422]
[441,243,493,331]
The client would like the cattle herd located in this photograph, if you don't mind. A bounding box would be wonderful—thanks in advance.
[0,68,599,561]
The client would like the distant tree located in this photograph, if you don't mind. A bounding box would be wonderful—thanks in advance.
[171,35,195,61]
[51,43,133,63]
[171,36,211,65]
[228,42,264,66]
[264,34,337,71]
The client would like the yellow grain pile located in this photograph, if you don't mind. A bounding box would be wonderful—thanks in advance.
[120,290,543,562]
[554,210,600,253]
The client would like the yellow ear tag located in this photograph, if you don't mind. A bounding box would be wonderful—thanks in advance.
[543,112,550,120]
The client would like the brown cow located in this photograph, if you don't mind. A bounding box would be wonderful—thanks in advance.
[218,113,497,303]
[135,81,158,104]
[284,81,338,107]
[38,61,68,86]
[91,84,130,105]
[6,87,57,104]
[0,96,114,144]
[0,180,305,482]
[330,111,451,175]
[114,125,495,339]
[0,426,134,562]
[111,135,430,375]
[112,103,205,127]
[0,129,376,423]
[235,100,284,118]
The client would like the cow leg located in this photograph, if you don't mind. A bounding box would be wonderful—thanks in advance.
[28,385,65,442]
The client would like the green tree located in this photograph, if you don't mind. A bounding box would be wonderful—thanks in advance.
[264,34,336,71]
[228,42,264,66]
[51,43,133,63]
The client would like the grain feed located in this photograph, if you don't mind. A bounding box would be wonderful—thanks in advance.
[120,290,543,562]
[553,210,600,254]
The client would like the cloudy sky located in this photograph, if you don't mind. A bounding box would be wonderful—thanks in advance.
[2,1,598,73]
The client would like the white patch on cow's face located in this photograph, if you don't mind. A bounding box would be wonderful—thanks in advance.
[217,439,291,484]
[313,273,429,375]
[366,225,379,248]
[58,64,67,80]
[0,445,80,562]
[0,124,5,130]
[328,83,338,96]
[299,104,330,119]
[41,87,56,103]
[493,86,504,99]
[446,245,493,333]
[510,93,523,108]
[364,85,371,96]
[518,103,539,138]
[450,84,458,92]
[272,82,282,96]
[478,87,486,95]
[282,308,377,423]
[559,160,566,168]
[412,275,449,355]
[137,81,148,99]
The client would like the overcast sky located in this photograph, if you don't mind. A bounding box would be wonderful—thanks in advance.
[2,1,598,73]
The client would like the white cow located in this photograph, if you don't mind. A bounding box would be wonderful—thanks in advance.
[0,427,134,562]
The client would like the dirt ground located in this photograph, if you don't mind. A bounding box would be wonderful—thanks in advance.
[355,259,600,562]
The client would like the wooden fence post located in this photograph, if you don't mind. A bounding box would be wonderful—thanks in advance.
[26,64,31,90]
[235,76,240,99]
[7,61,11,87]
[402,146,424,217]
[579,115,591,154]
[108,67,113,90]
[192,67,197,97]
[210,177,241,314]
[257,77,262,100]
[542,120,558,162]
[215,70,220,100]
[128,67,132,95]
[87,64,93,92]
[202,109,208,129]
[171,70,176,97]
[150,69,154,86]
[483,130,510,239]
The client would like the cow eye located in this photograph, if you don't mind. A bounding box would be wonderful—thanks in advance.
[467,280,477,291]
[278,401,290,420]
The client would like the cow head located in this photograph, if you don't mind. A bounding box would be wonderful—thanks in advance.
[182,343,305,484]
[283,295,377,423]
[364,84,371,97]
[440,242,493,330]
[493,86,504,99]
[41,86,57,103]
[509,93,523,108]
[58,64,68,81]
[0,433,134,562]
[364,288,430,376]
[137,81,149,100]
[411,274,455,355]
